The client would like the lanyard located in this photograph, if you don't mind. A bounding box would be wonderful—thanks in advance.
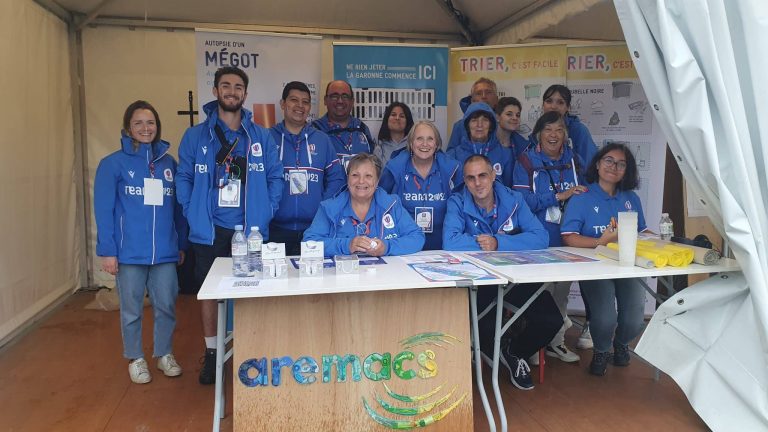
[350,217,372,236]
[280,132,313,168]
[330,122,355,152]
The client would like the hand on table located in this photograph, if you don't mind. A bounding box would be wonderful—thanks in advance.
[476,234,498,251]
[349,236,386,256]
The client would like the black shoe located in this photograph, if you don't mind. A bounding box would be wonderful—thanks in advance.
[199,348,217,385]
[589,351,610,376]
[612,343,631,367]
[506,354,534,390]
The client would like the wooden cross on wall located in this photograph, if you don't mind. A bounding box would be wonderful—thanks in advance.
[177,90,198,127]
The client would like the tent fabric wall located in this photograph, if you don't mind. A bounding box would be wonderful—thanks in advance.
[0,0,79,342]
[614,0,768,429]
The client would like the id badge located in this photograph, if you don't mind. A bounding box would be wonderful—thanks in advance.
[415,207,434,233]
[289,169,309,195]
[143,178,163,206]
[545,205,562,224]
[218,178,241,207]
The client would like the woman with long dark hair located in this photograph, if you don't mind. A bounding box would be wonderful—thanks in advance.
[374,101,414,165]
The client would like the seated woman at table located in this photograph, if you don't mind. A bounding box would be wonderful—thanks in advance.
[379,120,462,250]
[512,111,587,364]
[442,154,562,391]
[561,142,648,376]
[304,153,425,256]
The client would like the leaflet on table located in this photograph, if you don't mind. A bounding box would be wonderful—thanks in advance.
[290,255,387,269]
[408,262,497,282]
[217,276,260,291]
[467,249,597,266]
[399,253,462,264]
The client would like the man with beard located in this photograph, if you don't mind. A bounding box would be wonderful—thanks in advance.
[176,66,283,385]
[312,80,375,172]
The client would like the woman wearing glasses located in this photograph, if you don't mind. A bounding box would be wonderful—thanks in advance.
[304,153,425,256]
[561,143,648,376]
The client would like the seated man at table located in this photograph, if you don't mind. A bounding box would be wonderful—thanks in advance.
[443,154,562,390]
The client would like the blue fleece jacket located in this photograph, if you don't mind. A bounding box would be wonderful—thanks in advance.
[379,150,462,250]
[176,101,283,244]
[312,114,374,170]
[94,134,188,264]
[512,146,584,246]
[446,102,514,187]
[269,122,346,231]
[442,180,548,251]
[303,188,425,257]
[446,94,473,151]
[528,114,597,167]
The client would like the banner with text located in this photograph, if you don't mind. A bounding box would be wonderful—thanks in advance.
[333,43,449,141]
[195,30,322,128]
[567,44,666,314]
[449,44,567,137]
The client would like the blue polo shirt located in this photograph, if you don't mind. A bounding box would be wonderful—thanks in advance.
[560,182,646,238]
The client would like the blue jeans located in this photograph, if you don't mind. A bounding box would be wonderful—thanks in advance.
[579,278,646,353]
[116,262,178,359]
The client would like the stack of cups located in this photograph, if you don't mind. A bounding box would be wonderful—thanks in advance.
[618,211,638,267]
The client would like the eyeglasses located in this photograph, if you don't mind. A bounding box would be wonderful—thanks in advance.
[327,93,353,102]
[601,157,627,171]
[472,90,496,97]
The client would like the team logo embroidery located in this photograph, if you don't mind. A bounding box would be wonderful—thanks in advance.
[251,142,263,157]
[164,168,173,182]
[501,216,515,232]
[624,201,633,210]
[404,174,409,181]
[202,146,208,155]
[382,214,395,229]
[308,143,316,154]
[128,170,135,178]
[493,163,502,175]
[593,206,599,213]
[340,218,346,226]
[473,219,479,227]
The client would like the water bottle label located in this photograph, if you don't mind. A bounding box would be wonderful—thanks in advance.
[232,244,247,255]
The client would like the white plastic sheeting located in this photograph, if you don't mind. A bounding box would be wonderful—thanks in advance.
[614,0,768,429]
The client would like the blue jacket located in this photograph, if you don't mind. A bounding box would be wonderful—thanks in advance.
[512,146,584,246]
[269,122,346,231]
[508,131,530,159]
[529,114,597,167]
[379,150,462,250]
[94,135,187,265]
[443,181,548,251]
[561,182,647,238]
[176,101,283,244]
[303,188,425,257]
[446,102,514,187]
[312,114,374,168]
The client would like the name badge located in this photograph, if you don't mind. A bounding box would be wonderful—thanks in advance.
[218,178,241,208]
[143,178,163,206]
[545,205,562,224]
[289,169,309,195]
[415,207,434,233]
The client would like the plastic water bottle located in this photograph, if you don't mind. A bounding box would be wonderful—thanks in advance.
[659,213,674,241]
[247,226,263,275]
[231,225,249,277]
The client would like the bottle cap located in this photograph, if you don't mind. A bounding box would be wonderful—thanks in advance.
[235,224,244,231]
[661,213,669,217]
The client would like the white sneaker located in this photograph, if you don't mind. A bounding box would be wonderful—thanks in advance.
[528,352,540,366]
[577,324,594,350]
[157,354,183,377]
[546,343,580,362]
[128,358,152,384]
